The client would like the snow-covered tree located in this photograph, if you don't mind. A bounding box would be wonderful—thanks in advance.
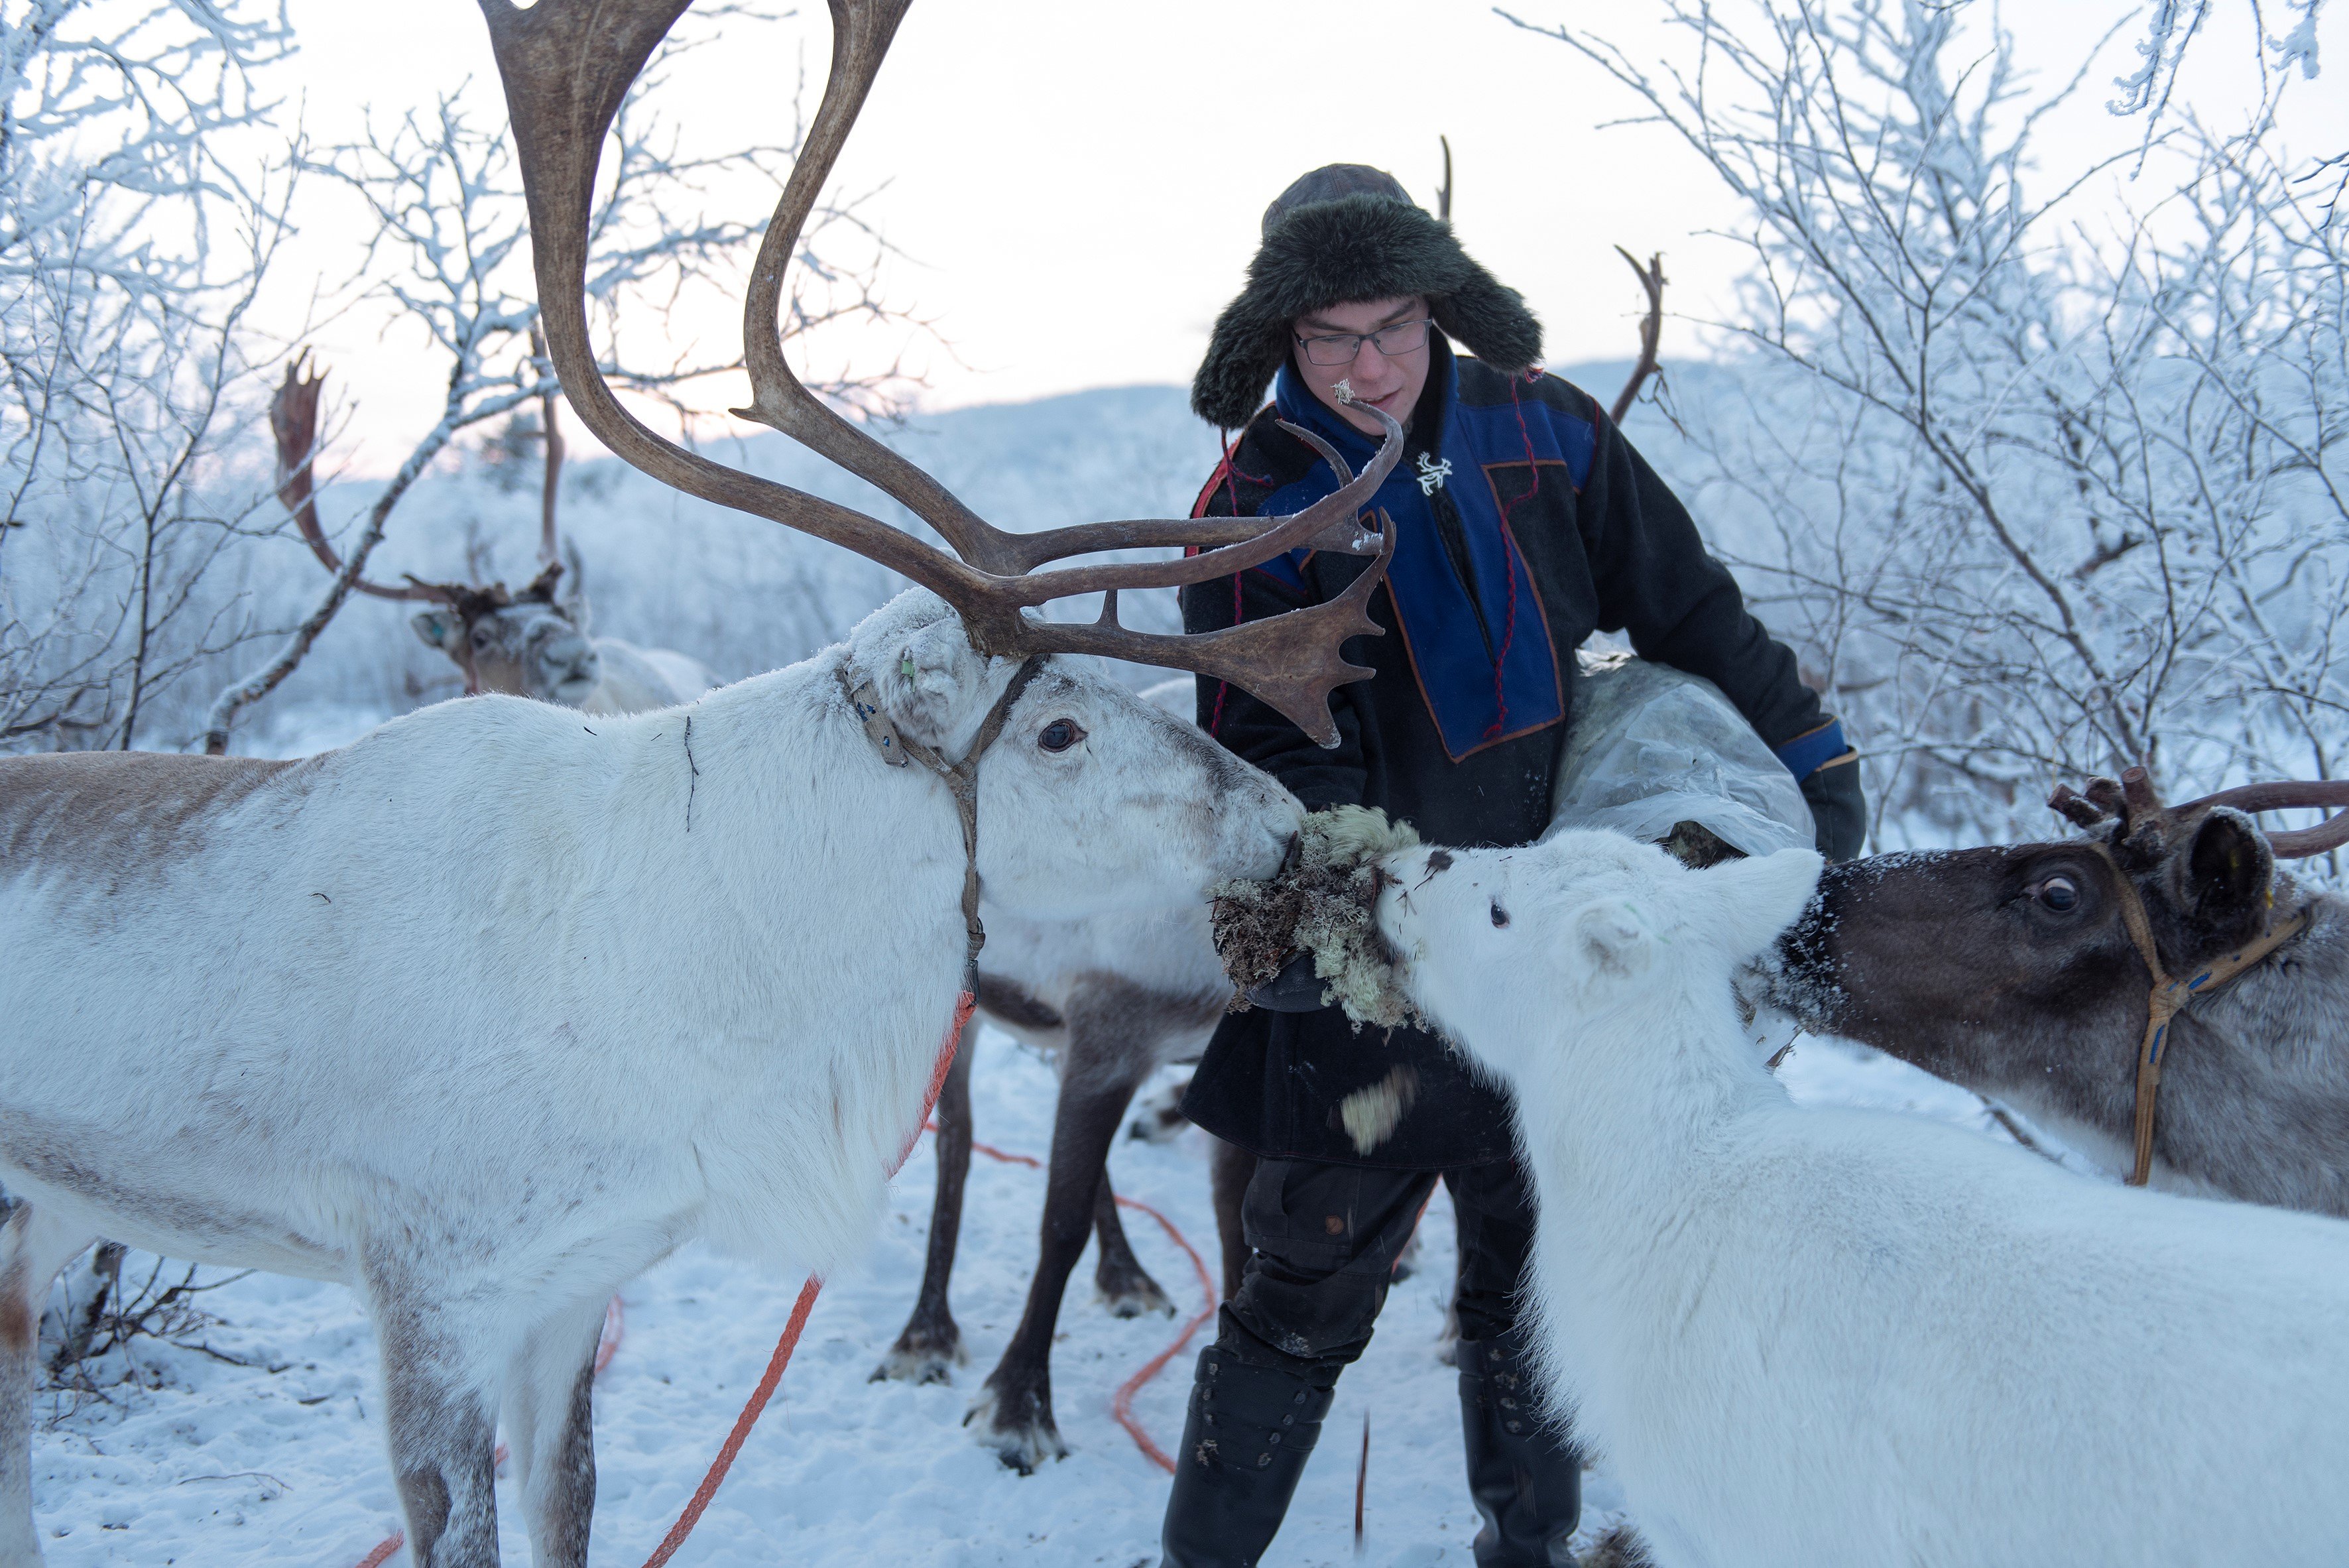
[0,0,297,749]
[1511,0,2348,853]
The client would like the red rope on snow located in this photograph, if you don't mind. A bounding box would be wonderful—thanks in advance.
[1106,1191,1219,1473]
[636,992,972,1568]
[636,1276,823,1568]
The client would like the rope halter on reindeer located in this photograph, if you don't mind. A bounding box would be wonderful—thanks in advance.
[2049,767,2349,1187]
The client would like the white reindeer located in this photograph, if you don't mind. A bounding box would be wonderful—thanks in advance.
[0,2,1406,1562]
[272,360,719,716]
[1374,831,2349,1568]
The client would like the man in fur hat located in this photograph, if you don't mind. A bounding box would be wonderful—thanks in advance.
[1165,165,1865,1566]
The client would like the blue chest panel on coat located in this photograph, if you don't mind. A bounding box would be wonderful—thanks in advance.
[1258,365,1589,760]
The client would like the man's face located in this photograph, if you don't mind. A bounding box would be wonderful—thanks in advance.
[1291,295,1432,438]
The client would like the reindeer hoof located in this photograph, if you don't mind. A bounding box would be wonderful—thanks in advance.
[871,1327,966,1384]
[1096,1267,1176,1319]
[964,1384,1070,1475]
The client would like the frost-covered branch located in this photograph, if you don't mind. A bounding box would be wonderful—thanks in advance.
[0,0,298,750]
[1506,0,2349,848]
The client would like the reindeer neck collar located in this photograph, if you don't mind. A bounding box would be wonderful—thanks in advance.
[837,655,1046,995]
[2088,839,2314,1188]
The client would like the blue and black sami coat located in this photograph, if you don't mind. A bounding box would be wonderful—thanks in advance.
[1180,336,1838,1168]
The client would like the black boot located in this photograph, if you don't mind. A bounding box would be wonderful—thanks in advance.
[1458,1331,1583,1567]
[1160,1345,1335,1567]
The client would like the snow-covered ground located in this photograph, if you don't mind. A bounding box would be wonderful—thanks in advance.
[25,1023,2086,1567]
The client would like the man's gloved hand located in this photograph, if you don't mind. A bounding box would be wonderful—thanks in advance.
[1802,756,1866,861]
[1247,949,1327,1012]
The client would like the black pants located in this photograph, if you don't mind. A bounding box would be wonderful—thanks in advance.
[1219,1154,1536,1378]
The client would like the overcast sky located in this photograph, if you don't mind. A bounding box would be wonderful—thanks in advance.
[271,0,2349,468]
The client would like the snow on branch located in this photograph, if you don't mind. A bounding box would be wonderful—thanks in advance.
[1,0,300,751]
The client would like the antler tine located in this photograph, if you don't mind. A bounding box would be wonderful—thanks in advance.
[1024,521,1396,749]
[2169,780,2349,860]
[979,407,1406,613]
[272,355,452,605]
[2270,814,2349,858]
[2119,765,2163,821]
[2048,783,2110,831]
[532,326,564,571]
[984,420,1375,573]
[2171,780,2349,819]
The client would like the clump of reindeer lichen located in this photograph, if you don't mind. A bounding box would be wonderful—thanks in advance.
[1211,805,1422,1030]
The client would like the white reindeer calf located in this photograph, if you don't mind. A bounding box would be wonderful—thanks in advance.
[1374,830,2349,1568]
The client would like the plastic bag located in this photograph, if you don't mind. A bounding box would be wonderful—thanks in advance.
[1545,650,1817,1061]
[1543,649,1815,858]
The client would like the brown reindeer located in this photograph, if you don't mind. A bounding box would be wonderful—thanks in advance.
[1770,768,2349,1213]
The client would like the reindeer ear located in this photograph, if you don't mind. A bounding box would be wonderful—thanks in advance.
[1699,848,1825,961]
[2181,808,2275,953]
[1575,900,1654,979]
[411,610,459,652]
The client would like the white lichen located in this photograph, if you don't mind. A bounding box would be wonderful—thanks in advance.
[1211,805,1422,1031]
[1338,1065,1420,1155]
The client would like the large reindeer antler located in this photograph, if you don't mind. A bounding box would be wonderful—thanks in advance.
[475,0,1398,745]
[2050,766,2349,859]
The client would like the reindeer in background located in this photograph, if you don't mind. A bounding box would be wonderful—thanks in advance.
[1772,769,2349,1213]
[272,357,717,717]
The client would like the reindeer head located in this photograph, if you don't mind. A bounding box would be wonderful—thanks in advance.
[272,356,603,704]
[1374,832,1822,1087]
[1768,768,2349,1099]
[407,562,604,705]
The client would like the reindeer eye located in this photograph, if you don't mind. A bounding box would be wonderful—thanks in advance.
[1490,900,1510,928]
[470,627,493,649]
[1038,718,1084,753]
[2032,876,2080,913]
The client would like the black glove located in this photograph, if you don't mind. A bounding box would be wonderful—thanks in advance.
[1246,949,1328,1012]
[1801,756,1866,861]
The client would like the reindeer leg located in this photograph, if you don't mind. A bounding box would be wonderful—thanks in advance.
[365,1261,501,1568]
[969,1021,1154,1473]
[874,1021,974,1384]
[2,1200,95,1568]
[1208,1135,1256,1301]
[1089,1176,1174,1319]
[501,1295,606,1568]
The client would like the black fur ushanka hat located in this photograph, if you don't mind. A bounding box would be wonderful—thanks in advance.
[1190,164,1544,430]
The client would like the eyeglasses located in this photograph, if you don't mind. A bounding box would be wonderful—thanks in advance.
[1294,318,1433,367]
